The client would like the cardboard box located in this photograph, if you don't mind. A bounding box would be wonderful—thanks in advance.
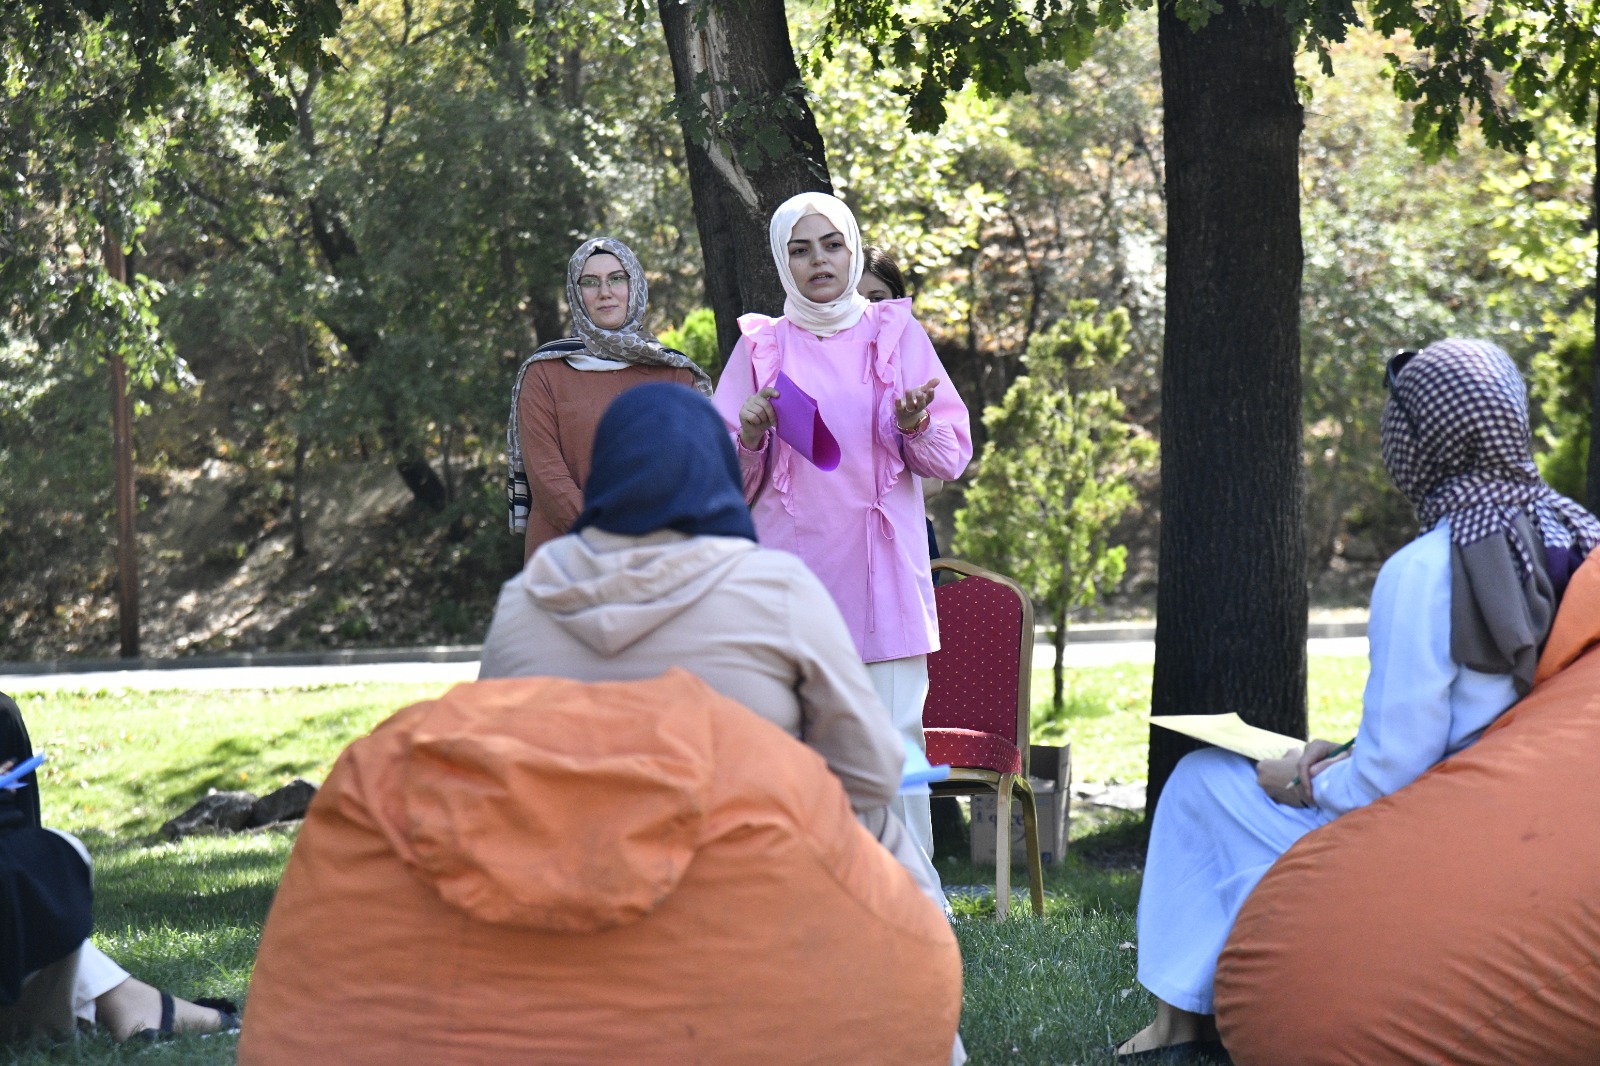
[969,743,1072,867]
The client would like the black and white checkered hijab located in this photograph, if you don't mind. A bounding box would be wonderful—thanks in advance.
[1381,338,1600,691]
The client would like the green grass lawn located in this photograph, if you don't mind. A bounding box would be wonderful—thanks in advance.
[1033,657,1367,784]
[6,662,1366,1064]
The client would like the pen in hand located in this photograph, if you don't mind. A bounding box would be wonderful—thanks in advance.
[1289,737,1354,789]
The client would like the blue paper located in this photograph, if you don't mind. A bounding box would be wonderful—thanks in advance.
[899,739,951,796]
[0,752,44,791]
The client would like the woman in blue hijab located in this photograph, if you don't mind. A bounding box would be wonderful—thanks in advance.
[480,384,947,913]
[571,383,756,542]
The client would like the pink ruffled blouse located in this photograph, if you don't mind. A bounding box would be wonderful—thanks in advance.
[711,300,973,663]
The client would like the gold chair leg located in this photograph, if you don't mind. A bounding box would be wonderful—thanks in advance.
[1018,784,1045,916]
[994,774,1014,921]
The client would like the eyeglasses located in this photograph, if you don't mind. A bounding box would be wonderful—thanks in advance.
[1384,349,1421,437]
[578,271,630,292]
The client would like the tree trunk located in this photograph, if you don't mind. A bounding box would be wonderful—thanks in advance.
[291,432,308,558]
[1148,0,1308,814]
[103,225,140,659]
[657,0,833,357]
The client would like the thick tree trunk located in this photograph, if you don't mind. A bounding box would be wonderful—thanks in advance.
[657,0,833,358]
[1148,0,1308,814]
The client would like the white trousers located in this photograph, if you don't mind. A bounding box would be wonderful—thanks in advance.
[864,655,963,1065]
[72,944,129,1025]
[866,655,935,860]
[41,830,130,1025]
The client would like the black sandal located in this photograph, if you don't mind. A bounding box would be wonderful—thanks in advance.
[194,996,242,1034]
[133,990,177,1041]
[134,991,241,1041]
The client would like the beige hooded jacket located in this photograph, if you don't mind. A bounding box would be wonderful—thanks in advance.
[478,528,942,903]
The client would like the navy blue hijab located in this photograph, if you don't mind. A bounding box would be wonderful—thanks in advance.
[573,384,757,542]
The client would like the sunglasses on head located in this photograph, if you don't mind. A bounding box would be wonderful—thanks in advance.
[1384,349,1422,437]
[1385,349,1418,391]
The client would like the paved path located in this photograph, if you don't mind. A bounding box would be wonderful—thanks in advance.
[0,659,481,693]
[0,635,1369,692]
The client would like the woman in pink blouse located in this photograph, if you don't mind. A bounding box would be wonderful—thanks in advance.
[711,192,973,872]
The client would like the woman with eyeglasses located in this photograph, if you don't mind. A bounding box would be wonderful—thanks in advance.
[710,194,973,895]
[506,238,712,561]
[1114,339,1600,1064]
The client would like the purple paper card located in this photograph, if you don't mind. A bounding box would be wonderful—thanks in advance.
[771,371,841,471]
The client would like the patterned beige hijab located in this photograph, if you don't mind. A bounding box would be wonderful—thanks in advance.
[505,238,711,531]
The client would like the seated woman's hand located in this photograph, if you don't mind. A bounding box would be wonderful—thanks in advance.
[739,387,779,450]
[1292,738,1349,804]
[1256,749,1309,807]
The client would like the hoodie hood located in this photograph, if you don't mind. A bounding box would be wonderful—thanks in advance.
[376,673,718,933]
[521,529,759,657]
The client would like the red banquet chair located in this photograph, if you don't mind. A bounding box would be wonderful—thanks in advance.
[923,558,1045,919]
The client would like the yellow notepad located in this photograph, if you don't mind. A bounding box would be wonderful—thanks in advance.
[1149,713,1301,762]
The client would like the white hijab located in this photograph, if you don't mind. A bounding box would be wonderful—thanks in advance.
[768,192,870,338]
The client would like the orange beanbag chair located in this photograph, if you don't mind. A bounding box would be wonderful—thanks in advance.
[1215,554,1600,1065]
[239,670,961,1066]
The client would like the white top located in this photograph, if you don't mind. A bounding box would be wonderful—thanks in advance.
[1313,518,1520,814]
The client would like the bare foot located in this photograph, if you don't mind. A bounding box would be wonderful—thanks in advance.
[1116,1000,1218,1055]
[94,977,231,1042]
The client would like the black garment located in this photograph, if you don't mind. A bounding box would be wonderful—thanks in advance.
[0,694,40,832]
[0,691,94,1008]
[0,830,93,1006]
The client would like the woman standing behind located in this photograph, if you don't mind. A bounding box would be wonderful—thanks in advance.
[858,246,947,570]
[711,194,972,865]
[857,245,907,304]
[507,238,711,561]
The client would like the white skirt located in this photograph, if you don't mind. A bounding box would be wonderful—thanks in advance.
[1136,748,1334,1013]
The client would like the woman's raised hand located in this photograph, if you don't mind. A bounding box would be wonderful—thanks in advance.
[896,378,940,433]
[739,387,780,450]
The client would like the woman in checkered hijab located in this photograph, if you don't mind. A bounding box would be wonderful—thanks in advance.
[1115,338,1598,1060]
[1382,338,1600,694]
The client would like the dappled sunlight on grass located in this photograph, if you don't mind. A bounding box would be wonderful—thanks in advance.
[1029,656,1369,785]
[1,666,1366,1064]
[25,683,451,838]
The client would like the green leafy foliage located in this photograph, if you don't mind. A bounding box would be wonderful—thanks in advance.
[807,0,1600,233]
[1296,33,1547,577]
[2,0,711,655]
[956,302,1156,707]
[659,307,722,374]
[664,70,812,169]
[1479,99,1596,503]
[1,0,345,139]
[1530,305,1594,500]
[813,0,1112,132]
